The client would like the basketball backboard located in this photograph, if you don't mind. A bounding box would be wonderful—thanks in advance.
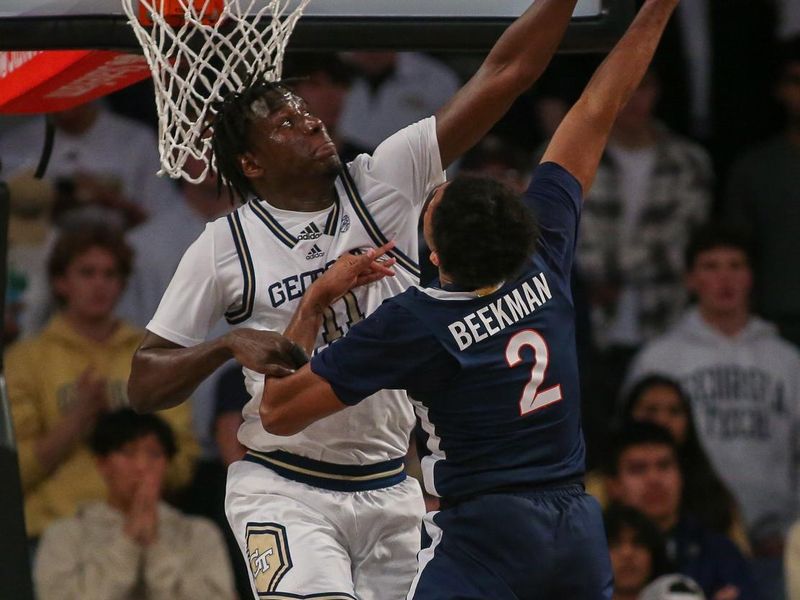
[0,1,634,52]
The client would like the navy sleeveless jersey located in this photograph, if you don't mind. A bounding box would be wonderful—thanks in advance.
[311,162,585,499]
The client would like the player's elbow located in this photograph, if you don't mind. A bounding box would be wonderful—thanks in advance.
[579,90,626,125]
[259,398,302,437]
[480,61,537,100]
[127,354,164,414]
[127,372,152,414]
[260,411,302,437]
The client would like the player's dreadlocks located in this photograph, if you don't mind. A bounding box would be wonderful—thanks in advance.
[208,75,295,204]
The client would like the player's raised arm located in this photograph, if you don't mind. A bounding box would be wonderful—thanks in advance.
[435,0,578,168]
[541,0,680,193]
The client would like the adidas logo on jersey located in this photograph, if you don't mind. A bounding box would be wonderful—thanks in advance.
[297,222,322,240]
[305,244,324,260]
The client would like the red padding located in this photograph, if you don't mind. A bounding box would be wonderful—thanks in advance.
[0,50,151,114]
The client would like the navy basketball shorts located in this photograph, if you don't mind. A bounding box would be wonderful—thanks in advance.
[407,484,613,599]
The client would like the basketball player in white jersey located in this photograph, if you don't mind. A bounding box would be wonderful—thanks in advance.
[128,2,579,597]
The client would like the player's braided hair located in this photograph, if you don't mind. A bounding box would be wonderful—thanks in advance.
[208,74,295,204]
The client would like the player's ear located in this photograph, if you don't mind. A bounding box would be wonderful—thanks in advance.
[239,152,264,178]
[429,250,441,268]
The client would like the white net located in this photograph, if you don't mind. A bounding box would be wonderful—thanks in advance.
[121,0,311,182]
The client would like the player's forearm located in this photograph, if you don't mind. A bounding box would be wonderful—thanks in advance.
[580,0,679,124]
[283,272,349,357]
[283,290,328,357]
[484,0,577,85]
[128,337,232,413]
[261,366,346,437]
[541,0,679,191]
[436,0,577,167]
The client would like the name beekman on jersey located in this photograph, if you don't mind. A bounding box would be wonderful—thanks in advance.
[448,272,553,351]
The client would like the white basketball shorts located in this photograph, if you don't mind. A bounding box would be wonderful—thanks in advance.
[226,452,426,599]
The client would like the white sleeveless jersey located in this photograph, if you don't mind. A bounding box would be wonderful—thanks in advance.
[148,117,445,464]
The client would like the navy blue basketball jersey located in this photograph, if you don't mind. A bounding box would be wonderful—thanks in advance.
[311,162,585,500]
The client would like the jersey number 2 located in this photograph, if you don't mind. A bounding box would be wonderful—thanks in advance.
[505,329,563,416]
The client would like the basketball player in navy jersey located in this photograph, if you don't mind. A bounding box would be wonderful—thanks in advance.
[260,1,681,597]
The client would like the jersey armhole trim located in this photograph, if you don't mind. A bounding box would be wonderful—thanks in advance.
[339,166,421,279]
[225,212,256,324]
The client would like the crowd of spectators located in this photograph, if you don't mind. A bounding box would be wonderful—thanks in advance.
[1,16,800,600]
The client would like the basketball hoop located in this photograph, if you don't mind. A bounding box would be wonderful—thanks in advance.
[121,0,311,183]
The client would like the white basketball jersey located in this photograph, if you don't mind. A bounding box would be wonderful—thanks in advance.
[148,117,445,464]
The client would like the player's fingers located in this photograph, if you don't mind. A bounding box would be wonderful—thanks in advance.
[263,364,296,378]
[369,260,396,277]
[366,240,396,262]
[374,256,396,268]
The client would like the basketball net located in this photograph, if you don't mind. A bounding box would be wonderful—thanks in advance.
[122,0,312,182]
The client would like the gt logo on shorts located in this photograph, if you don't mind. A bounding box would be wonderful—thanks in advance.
[246,522,293,594]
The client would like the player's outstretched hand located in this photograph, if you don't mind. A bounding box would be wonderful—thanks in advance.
[311,242,397,308]
[224,329,300,376]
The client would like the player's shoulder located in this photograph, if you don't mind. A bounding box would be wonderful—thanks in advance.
[529,161,583,196]
[205,204,249,238]
[389,285,489,325]
[369,287,436,327]
[380,286,427,313]
[347,117,436,170]
[173,208,240,266]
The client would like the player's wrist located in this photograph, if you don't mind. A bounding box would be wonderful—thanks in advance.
[301,285,336,315]
[216,332,241,361]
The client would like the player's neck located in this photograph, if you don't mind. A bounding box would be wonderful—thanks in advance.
[438,272,502,296]
[438,271,453,287]
[253,175,338,212]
